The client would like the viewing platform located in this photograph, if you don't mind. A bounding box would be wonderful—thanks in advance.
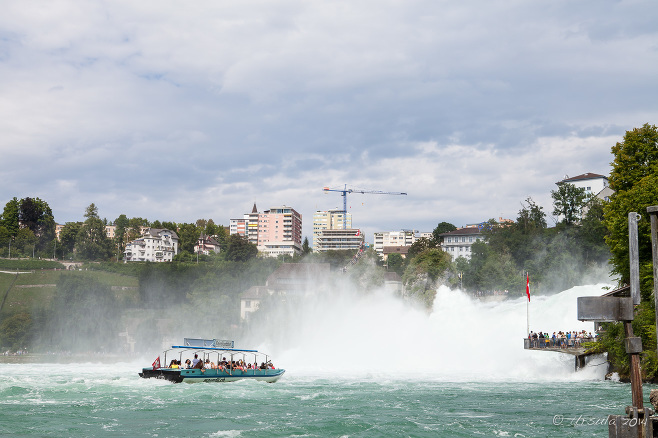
[524,338,598,370]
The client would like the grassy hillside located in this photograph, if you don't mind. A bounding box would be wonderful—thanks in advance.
[0,270,139,317]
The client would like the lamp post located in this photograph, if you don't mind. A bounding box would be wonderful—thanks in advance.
[458,271,463,290]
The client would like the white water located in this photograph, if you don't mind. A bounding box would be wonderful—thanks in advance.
[253,283,612,381]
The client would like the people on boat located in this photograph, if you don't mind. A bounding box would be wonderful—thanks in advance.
[184,359,192,368]
[192,354,201,368]
[171,360,180,369]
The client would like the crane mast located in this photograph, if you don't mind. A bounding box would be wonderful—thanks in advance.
[322,184,407,229]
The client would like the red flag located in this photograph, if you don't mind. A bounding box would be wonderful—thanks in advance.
[355,230,360,236]
[526,274,530,301]
[152,356,161,370]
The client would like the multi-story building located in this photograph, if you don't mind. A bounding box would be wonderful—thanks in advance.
[229,203,260,245]
[257,206,303,257]
[124,228,179,262]
[312,209,351,249]
[315,228,364,252]
[373,230,417,257]
[439,226,484,262]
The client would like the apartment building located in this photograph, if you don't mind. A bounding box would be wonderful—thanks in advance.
[312,209,351,249]
[229,203,260,245]
[257,206,303,257]
[124,228,179,262]
[439,226,484,262]
[314,228,364,252]
[373,230,417,257]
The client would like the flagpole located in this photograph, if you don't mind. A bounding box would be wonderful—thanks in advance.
[526,272,530,336]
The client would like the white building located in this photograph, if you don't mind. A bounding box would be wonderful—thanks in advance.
[194,234,221,255]
[439,227,484,262]
[373,230,417,256]
[560,173,609,196]
[313,209,352,249]
[315,228,364,252]
[229,203,260,245]
[124,228,179,262]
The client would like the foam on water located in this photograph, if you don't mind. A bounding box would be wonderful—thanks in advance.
[255,283,612,381]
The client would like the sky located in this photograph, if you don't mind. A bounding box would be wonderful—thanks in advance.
[1,0,657,244]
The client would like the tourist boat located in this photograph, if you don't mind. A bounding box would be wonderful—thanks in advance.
[139,338,285,383]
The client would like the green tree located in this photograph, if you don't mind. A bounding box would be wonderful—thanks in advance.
[223,234,258,262]
[0,198,20,237]
[302,237,311,255]
[177,223,201,253]
[14,227,38,256]
[516,197,547,233]
[432,222,457,244]
[59,222,81,258]
[0,312,33,350]
[403,248,454,308]
[407,237,436,259]
[577,198,610,264]
[75,204,113,261]
[112,214,130,260]
[609,123,658,193]
[551,183,588,226]
[386,252,405,276]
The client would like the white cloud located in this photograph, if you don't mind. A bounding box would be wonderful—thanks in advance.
[0,0,655,242]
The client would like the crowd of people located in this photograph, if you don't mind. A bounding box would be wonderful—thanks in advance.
[528,330,595,348]
[167,354,275,372]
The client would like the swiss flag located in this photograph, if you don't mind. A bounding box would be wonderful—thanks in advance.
[152,356,161,370]
[526,274,530,302]
[355,230,360,236]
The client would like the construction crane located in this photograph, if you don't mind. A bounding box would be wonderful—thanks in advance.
[322,184,407,229]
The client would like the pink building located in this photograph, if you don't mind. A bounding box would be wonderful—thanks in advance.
[257,206,302,257]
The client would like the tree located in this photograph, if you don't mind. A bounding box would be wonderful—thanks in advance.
[609,123,658,193]
[59,222,81,258]
[432,222,457,244]
[386,253,405,276]
[0,312,33,351]
[516,197,547,233]
[302,237,311,255]
[0,198,20,237]
[407,237,436,259]
[402,248,454,308]
[177,223,201,253]
[75,204,113,261]
[551,183,588,226]
[577,198,610,264]
[224,234,258,262]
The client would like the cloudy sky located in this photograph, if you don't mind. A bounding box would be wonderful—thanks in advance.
[1,1,656,243]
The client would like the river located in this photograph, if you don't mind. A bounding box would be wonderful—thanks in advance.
[0,284,646,437]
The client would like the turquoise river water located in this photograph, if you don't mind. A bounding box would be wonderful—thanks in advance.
[0,284,646,437]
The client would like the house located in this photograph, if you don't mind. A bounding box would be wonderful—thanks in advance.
[194,234,221,255]
[439,226,485,262]
[559,173,609,196]
[124,228,179,262]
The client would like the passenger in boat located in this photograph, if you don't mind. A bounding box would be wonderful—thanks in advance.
[204,359,212,370]
[171,360,180,369]
[193,359,204,370]
[259,362,267,370]
[184,359,192,368]
[192,354,201,368]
